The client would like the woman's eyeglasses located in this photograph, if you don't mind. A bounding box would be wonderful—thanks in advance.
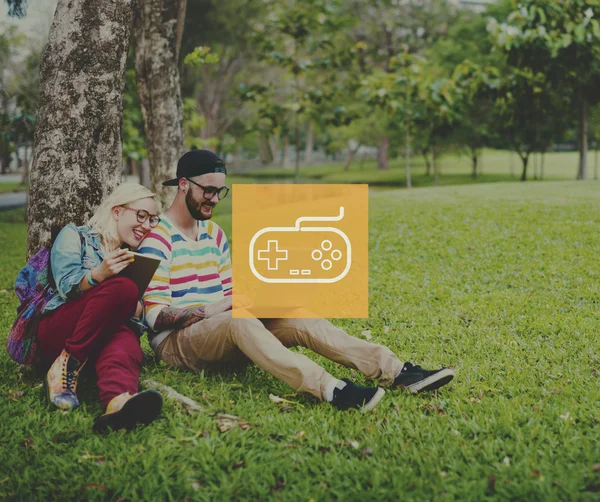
[186,178,230,200]
[121,207,161,228]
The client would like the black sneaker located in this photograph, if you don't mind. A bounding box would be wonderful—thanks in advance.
[392,362,454,393]
[330,378,385,411]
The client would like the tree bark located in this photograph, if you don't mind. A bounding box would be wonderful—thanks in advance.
[376,136,389,170]
[577,98,588,180]
[268,136,279,165]
[282,136,291,169]
[433,146,439,186]
[258,134,270,165]
[344,143,360,171]
[21,145,28,185]
[133,0,186,209]
[304,120,313,165]
[27,0,133,257]
[405,122,411,189]
[471,147,478,180]
[140,158,151,187]
[423,149,431,176]
[520,154,529,181]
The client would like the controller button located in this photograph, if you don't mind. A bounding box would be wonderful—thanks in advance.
[312,249,322,260]
[321,259,332,271]
[321,239,332,251]
[331,249,342,261]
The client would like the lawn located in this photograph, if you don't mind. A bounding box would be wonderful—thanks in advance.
[232,149,599,187]
[0,182,27,194]
[1,180,600,501]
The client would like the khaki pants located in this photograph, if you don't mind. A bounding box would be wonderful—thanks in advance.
[157,311,404,401]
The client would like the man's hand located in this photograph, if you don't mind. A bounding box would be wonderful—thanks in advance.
[204,297,233,318]
[153,298,232,331]
[154,306,207,331]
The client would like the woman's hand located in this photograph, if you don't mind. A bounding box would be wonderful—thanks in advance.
[134,300,144,319]
[92,249,134,283]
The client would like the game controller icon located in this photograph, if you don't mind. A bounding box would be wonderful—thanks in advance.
[249,207,352,284]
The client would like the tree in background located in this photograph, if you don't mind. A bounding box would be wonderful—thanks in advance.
[344,0,458,170]
[133,0,186,208]
[181,0,263,152]
[489,0,600,179]
[122,66,148,186]
[26,0,133,256]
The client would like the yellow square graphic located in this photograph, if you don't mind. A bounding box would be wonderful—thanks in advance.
[232,184,368,318]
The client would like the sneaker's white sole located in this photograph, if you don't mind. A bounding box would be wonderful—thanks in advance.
[361,387,386,412]
[406,368,455,393]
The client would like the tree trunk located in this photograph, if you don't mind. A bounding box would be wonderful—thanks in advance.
[28,0,133,257]
[129,157,138,177]
[140,158,151,187]
[405,121,411,189]
[577,98,589,180]
[304,120,313,165]
[282,136,291,169]
[344,143,360,171]
[21,145,28,185]
[471,148,478,179]
[423,149,431,176]
[133,0,186,209]
[258,134,270,165]
[295,117,301,183]
[433,146,439,186]
[520,154,529,181]
[268,136,279,165]
[376,136,389,170]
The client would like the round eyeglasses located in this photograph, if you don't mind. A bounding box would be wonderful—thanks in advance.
[121,207,161,228]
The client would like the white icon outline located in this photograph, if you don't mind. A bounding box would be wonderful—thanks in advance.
[249,207,352,284]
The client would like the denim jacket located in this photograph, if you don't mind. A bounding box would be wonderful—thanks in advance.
[42,224,146,334]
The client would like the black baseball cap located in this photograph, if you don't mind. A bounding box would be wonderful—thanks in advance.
[162,149,227,186]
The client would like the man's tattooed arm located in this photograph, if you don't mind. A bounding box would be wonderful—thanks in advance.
[153,306,206,331]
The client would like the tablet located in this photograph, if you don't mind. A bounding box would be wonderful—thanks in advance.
[119,251,162,296]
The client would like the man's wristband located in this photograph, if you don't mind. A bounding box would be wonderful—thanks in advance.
[87,269,99,287]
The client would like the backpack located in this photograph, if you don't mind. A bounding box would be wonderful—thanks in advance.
[6,226,81,365]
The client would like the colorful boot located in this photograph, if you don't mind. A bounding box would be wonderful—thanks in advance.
[44,349,86,410]
[93,390,163,433]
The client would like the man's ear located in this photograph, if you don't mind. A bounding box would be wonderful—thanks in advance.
[178,178,188,193]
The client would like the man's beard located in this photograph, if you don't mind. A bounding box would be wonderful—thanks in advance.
[186,190,213,220]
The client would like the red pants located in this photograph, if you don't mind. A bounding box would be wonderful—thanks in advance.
[37,277,143,407]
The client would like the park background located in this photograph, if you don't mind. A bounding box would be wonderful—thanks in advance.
[0,0,600,500]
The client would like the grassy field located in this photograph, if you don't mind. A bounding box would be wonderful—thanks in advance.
[1,180,600,501]
[0,182,27,194]
[230,149,599,187]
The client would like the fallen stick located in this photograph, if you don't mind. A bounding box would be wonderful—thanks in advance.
[142,379,205,413]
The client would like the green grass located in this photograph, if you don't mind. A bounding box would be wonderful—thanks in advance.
[234,149,600,187]
[0,182,28,194]
[1,180,600,500]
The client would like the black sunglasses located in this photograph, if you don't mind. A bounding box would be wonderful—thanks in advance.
[186,178,230,200]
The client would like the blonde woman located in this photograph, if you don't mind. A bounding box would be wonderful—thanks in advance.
[37,183,163,433]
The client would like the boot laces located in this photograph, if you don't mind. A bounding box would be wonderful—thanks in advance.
[61,359,77,392]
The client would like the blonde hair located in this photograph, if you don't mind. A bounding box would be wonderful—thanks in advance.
[87,183,156,252]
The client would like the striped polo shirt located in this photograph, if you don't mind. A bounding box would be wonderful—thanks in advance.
[137,214,232,349]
